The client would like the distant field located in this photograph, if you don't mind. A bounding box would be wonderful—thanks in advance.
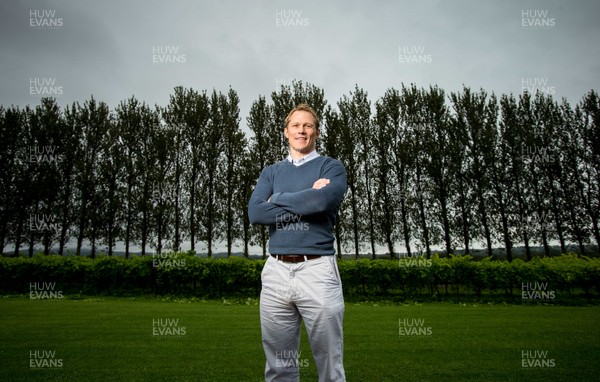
[9,243,599,259]
[0,297,598,381]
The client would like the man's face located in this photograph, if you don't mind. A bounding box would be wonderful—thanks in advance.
[284,110,319,156]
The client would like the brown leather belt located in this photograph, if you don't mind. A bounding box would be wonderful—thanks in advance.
[271,254,321,263]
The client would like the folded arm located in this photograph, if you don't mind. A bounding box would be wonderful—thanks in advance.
[248,168,297,225]
[268,160,347,216]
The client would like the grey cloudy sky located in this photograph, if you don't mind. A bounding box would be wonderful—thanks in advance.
[1,0,599,133]
[2,0,598,254]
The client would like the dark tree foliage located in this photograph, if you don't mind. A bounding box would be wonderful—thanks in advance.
[1,86,598,260]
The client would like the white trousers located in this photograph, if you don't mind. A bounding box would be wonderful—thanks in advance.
[260,255,346,382]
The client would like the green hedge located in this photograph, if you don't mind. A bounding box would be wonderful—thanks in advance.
[0,254,263,298]
[1,253,599,303]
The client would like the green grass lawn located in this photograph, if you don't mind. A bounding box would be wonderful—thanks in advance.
[0,296,599,382]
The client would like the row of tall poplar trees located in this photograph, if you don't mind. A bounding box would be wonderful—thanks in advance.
[0,82,598,260]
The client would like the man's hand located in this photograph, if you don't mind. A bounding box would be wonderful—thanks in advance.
[312,178,330,189]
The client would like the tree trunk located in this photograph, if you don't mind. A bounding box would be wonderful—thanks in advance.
[415,166,431,258]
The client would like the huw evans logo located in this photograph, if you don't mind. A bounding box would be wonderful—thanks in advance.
[30,282,64,300]
[521,282,555,302]
[398,45,432,65]
[152,318,186,337]
[520,211,551,235]
[275,280,308,301]
[29,350,63,369]
[275,10,309,27]
[398,253,433,268]
[521,77,556,95]
[29,214,60,233]
[520,146,560,164]
[521,350,555,368]
[275,282,291,300]
[28,145,64,164]
[399,318,432,336]
[152,252,186,269]
[276,213,309,232]
[29,78,63,96]
[521,10,556,29]
[29,10,63,29]
[275,77,297,89]
[151,180,175,202]
[152,46,186,64]
[275,350,309,370]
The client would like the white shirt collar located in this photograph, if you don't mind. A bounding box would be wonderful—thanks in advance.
[287,150,320,166]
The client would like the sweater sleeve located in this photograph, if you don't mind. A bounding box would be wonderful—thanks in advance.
[269,159,347,216]
[248,165,297,225]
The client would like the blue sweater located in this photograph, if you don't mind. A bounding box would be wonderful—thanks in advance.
[248,156,347,255]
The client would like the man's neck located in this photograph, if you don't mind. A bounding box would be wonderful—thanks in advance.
[287,150,319,166]
[289,149,315,160]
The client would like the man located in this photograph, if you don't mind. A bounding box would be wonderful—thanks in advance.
[248,103,347,382]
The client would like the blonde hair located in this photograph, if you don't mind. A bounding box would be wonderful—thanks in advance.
[284,103,320,130]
